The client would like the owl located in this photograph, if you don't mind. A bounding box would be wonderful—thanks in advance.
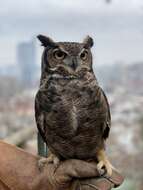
[35,35,113,175]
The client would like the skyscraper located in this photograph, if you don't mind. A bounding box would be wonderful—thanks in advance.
[17,39,36,87]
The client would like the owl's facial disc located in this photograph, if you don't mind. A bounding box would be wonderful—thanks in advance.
[60,48,92,74]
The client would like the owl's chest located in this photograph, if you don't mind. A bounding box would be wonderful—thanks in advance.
[45,80,105,158]
[47,80,104,125]
[51,80,95,108]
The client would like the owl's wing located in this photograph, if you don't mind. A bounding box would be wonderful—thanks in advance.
[97,86,111,140]
[35,90,50,143]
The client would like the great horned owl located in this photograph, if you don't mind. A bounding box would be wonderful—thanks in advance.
[35,35,113,175]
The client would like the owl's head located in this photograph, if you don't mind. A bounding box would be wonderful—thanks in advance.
[37,35,94,78]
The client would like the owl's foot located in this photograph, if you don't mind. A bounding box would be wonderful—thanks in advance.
[97,149,113,176]
[38,153,60,171]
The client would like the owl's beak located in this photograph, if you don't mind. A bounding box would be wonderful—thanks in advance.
[71,57,78,71]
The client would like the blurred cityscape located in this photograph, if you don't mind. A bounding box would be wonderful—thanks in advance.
[0,38,142,189]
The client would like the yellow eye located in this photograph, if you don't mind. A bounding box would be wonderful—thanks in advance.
[80,50,88,61]
[53,49,66,60]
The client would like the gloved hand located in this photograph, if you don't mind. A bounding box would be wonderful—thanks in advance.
[38,159,124,190]
[0,140,124,190]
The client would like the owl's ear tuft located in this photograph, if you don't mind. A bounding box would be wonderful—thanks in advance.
[83,35,94,48]
[37,34,57,48]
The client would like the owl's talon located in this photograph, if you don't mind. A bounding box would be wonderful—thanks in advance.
[38,157,49,171]
[38,154,60,171]
[53,156,60,167]
[97,159,113,176]
[97,161,105,175]
[97,149,113,176]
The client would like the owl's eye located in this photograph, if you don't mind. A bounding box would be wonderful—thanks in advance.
[53,49,66,60]
[80,50,88,61]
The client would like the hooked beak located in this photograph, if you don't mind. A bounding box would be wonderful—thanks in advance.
[71,57,78,71]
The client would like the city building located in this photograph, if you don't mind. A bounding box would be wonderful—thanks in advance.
[17,39,36,87]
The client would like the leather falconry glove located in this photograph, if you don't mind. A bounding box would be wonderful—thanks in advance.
[0,140,124,190]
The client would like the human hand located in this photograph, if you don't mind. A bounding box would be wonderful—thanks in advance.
[37,159,124,190]
[0,141,124,190]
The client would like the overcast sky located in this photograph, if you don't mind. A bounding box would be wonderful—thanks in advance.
[0,0,143,66]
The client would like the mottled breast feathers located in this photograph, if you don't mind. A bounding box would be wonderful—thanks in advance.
[35,74,111,159]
